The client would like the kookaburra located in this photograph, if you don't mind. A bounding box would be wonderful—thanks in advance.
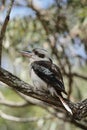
[20,48,72,114]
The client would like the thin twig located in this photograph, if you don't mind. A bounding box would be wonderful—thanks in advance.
[73,73,87,80]
[0,99,28,108]
[0,0,14,66]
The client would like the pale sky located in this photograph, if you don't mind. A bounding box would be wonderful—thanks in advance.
[0,0,54,21]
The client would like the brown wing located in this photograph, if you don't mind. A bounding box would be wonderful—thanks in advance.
[31,61,67,94]
[51,63,67,94]
[52,64,64,85]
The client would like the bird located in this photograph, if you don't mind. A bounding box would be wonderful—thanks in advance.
[20,48,72,114]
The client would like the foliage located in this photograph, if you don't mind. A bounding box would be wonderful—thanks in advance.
[0,0,87,130]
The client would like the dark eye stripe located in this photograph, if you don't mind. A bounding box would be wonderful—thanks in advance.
[35,51,45,58]
[33,49,45,58]
[38,53,45,58]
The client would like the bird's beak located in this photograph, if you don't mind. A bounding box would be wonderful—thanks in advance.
[19,51,33,58]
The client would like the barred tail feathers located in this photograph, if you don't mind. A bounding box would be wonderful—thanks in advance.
[58,95,73,115]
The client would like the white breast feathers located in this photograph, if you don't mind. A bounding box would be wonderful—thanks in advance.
[30,68,47,91]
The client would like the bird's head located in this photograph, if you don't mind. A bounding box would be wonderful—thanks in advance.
[20,48,52,63]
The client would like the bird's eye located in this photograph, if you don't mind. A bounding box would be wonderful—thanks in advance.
[34,50,38,55]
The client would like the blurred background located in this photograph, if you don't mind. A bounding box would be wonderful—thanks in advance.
[0,0,87,130]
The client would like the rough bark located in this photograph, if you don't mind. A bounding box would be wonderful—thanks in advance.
[0,67,87,120]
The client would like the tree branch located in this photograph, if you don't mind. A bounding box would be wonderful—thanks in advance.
[0,110,53,123]
[0,67,87,120]
[0,0,14,66]
[0,99,28,108]
[73,73,87,80]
